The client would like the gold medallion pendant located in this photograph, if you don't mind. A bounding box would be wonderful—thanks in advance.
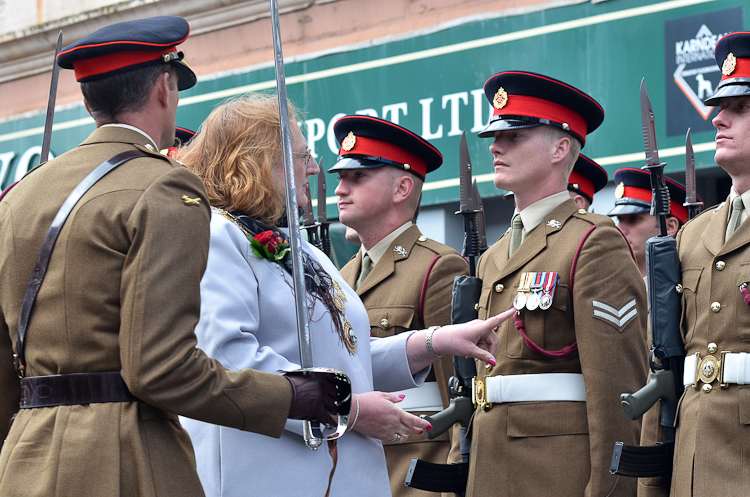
[332,280,357,355]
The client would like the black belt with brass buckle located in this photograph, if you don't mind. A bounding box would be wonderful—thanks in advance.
[20,371,137,409]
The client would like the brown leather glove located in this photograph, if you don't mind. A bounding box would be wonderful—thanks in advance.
[284,370,346,426]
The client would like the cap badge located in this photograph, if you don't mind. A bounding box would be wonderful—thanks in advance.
[723,52,737,76]
[493,87,508,109]
[342,131,357,151]
[615,182,625,199]
[394,246,408,257]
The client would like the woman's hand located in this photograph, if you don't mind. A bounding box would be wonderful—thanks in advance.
[351,391,431,443]
[406,307,516,373]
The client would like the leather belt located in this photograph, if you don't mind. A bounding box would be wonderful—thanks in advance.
[684,351,750,390]
[391,382,442,412]
[472,373,587,410]
[20,371,137,409]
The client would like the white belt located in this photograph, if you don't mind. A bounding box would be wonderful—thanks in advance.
[684,351,750,388]
[472,373,586,410]
[391,382,443,412]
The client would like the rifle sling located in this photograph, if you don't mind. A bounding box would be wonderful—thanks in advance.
[14,150,148,375]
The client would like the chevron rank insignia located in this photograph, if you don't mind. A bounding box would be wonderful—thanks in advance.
[182,195,201,206]
[592,299,637,331]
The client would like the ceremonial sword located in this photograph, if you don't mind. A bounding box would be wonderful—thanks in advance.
[269,0,349,450]
[40,31,63,166]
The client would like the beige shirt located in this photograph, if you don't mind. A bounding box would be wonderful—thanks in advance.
[728,187,750,226]
[361,221,413,265]
[514,191,571,243]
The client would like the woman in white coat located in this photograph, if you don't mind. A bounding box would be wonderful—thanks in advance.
[178,94,511,497]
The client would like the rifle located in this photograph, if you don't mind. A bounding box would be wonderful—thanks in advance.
[406,131,486,494]
[611,80,701,478]
[316,164,332,258]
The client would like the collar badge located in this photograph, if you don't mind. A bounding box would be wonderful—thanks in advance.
[546,219,562,229]
[394,246,408,257]
[342,131,357,151]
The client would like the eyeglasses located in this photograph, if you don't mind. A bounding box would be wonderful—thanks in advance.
[292,149,313,165]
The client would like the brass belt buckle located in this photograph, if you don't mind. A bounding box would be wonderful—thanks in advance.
[695,350,731,392]
[473,377,492,411]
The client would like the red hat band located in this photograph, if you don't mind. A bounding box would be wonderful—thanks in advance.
[339,135,427,179]
[568,171,594,201]
[72,46,177,81]
[621,186,688,223]
[494,94,588,142]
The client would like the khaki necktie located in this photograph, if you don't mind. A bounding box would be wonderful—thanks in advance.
[726,196,745,242]
[356,253,373,289]
[508,214,524,257]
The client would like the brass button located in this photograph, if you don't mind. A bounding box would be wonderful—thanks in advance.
[716,261,726,270]
[703,383,713,393]
[708,343,718,353]
[578,209,587,214]
[495,284,504,293]
[404,164,411,170]
[418,235,427,242]
[676,284,683,294]
[474,303,479,311]
[485,363,493,371]
[145,144,155,151]
[711,302,721,313]
[380,318,389,328]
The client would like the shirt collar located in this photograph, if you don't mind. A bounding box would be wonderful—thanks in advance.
[362,221,413,265]
[514,191,570,234]
[101,123,158,150]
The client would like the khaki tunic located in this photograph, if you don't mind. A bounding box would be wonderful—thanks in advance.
[469,199,648,497]
[340,224,469,497]
[671,200,750,496]
[0,127,291,497]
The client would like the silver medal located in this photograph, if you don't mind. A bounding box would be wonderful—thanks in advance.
[539,293,553,310]
[513,293,527,310]
[526,292,541,311]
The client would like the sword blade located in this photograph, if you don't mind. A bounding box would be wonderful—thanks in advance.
[640,79,661,167]
[270,0,323,449]
[684,129,696,204]
[40,31,63,165]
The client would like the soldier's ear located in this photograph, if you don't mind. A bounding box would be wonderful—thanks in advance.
[392,173,414,205]
[666,216,681,238]
[550,135,571,167]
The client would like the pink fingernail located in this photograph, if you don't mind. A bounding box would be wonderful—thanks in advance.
[427,424,433,430]
[419,429,424,434]
[398,394,406,399]
[488,357,497,366]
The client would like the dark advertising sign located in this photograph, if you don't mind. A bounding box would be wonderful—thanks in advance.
[664,8,742,137]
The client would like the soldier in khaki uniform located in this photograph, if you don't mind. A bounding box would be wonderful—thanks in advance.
[605,168,695,497]
[466,71,648,497]
[0,17,341,496]
[330,115,469,496]
[671,32,750,497]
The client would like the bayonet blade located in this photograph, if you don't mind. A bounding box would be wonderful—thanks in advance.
[685,129,696,204]
[316,160,327,224]
[40,30,63,165]
[640,79,661,167]
[302,183,315,226]
[458,131,478,213]
[473,180,487,251]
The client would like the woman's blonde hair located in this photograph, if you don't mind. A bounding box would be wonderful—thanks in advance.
[179,93,300,224]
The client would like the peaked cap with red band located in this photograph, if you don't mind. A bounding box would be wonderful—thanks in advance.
[478,71,604,146]
[568,154,608,204]
[167,126,197,158]
[607,168,699,224]
[705,31,750,105]
[57,16,196,91]
[328,115,443,180]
